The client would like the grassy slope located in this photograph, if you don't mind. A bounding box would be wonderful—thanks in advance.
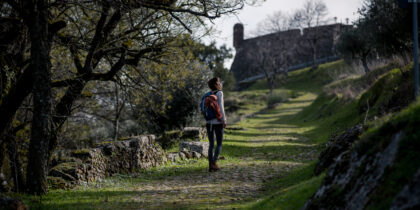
[246,62,415,209]
[19,60,396,209]
[236,61,361,209]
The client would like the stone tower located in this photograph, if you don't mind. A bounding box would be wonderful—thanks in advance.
[233,23,244,49]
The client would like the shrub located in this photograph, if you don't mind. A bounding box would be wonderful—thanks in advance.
[267,91,289,108]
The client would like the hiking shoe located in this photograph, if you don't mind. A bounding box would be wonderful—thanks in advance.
[213,161,221,171]
[209,161,217,172]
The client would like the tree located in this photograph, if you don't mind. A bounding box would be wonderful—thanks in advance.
[0,0,255,194]
[249,11,296,93]
[193,41,235,90]
[357,0,412,60]
[252,11,291,36]
[291,0,330,70]
[248,38,290,93]
[336,24,373,74]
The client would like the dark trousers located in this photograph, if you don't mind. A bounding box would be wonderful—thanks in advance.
[206,124,224,162]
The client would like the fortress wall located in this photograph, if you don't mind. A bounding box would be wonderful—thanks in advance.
[231,23,348,83]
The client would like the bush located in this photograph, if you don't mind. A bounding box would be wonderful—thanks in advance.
[267,91,289,108]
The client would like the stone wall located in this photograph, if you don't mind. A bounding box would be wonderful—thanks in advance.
[48,135,166,186]
[230,23,352,83]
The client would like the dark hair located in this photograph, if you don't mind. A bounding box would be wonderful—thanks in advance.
[208,77,220,91]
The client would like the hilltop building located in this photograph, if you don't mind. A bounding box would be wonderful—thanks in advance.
[230,23,351,83]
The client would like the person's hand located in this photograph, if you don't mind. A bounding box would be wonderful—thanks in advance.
[223,122,227,128]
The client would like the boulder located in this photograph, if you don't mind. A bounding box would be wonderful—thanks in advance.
[179,141,209,158]
[303,105,420,210]
[192,151,201,159]
[181,127,206,140]
[314,125,363,175]
[304,130,404,210]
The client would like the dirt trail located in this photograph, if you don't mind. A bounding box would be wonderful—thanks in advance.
[108,94,319,209]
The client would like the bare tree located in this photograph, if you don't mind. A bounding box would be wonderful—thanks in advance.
[291,0,330,70]
[249,11,296,92]
[249,37,292,93]
[252,11,291,36]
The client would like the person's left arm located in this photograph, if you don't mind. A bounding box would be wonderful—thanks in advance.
[217,91,227,127]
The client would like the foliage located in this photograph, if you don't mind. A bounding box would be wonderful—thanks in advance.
[0,0,260,194]
[266,90,289,108]
[358,0,413,58]
[336,24,373,73]
[324,61,398,99]
[358,65,414,120]
[126,36,212,134]
[193,41,235,91]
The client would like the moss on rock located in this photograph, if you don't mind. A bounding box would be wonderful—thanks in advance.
[358,66,414,119]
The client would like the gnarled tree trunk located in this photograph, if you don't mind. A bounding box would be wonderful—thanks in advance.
[25,0,52,195]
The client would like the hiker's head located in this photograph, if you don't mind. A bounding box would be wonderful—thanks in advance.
[208,77,222,91]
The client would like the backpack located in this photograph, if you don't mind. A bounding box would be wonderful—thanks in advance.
[200,91,220,121]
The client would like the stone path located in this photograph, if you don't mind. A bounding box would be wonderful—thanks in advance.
[85,94,319,209]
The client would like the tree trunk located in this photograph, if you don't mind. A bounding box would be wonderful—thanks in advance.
[0,139,5,175]
[25,0,52,195]
[268,76,275,94]
[0,67,32,140]
[113,85,120,141]
[48,80,87,161]
[311,45,318,71]
[361,56,370,74]
[6,136,25,193]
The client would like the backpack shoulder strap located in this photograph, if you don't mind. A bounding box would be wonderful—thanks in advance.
[212,90,219,95]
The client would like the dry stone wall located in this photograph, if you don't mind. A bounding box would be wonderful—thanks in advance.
[48,135,166,187]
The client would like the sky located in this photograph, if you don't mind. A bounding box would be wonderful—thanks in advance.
[203,0,365,68]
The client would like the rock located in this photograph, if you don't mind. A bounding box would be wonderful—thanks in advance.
[167,153,180,162]
[314,125,363,175]
[182,151,192,159]
[49,161,82,181]
[48,135,165,184]
[303,103,420,210]
[178,152,186,160]
[71,149,92,160]
[156,131,183,149]
[304,130,405,210]
[192,151,201,159]
[182,127,206,140]
[179,141,209,158]
[390,168,420,210]
[0,194,27,210]
[47,176,74,189]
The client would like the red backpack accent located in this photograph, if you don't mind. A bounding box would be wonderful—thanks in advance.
[204,94,223,122]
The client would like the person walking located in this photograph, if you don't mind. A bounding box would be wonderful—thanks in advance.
[204,77,227,172]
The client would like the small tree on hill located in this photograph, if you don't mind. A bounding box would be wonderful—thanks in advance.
[336,23,373,74]
[290,0,330,70]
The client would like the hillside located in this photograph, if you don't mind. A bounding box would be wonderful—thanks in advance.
[14,60,418,209]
